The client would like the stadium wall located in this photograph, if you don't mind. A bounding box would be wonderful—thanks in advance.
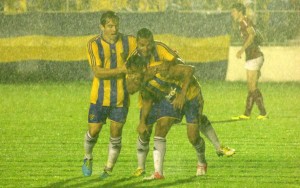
[0,12,298,82]
[0,12,230,82]
[227,46,300,82]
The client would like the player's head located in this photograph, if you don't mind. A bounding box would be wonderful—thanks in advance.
[231,3,246,21]
[125,54,147,94]
[100,11,119,42]
[136,28,155,57]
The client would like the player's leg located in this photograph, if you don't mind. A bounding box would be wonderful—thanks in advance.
[186,123,207,176]
[133,103,157,177]
[199,115,235,157]
[232,57,264,120]
[153,118,174,177]
[193,95,221,154]
[247,69,267,118]
[133,123,153,177]
[82,104,107,176]
[144,117,174,180]
[100,107,128,179]
[144,99,180,180]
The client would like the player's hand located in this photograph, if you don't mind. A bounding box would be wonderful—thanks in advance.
[172,93,185,110]
[119,65,127,74]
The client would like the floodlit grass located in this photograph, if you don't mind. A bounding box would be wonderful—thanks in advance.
[0,81,299,187]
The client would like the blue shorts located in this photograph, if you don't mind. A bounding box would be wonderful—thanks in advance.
[140,102,158,125]
[182,96,203,124]
[141,99,182,125]
[88,103,129,124]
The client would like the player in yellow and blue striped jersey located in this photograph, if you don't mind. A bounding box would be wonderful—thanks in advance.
[82,11,137,179]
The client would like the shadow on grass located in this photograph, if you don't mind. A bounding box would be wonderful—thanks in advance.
[43,175,200,188]
[177,119,243,126]
[211,119,244,124]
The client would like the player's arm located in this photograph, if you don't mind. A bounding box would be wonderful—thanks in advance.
[87,41,127,79]
[168,64,195,110]
[237,26,255,58]
[92,66,127,79]
[137,91,154,135]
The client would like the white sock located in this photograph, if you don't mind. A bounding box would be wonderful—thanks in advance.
[199,115,221,151]
[106,136,122,171]
[193,137,206,164]
[137,136,149,170]
[153,136,166,175]
[84,131,98,160]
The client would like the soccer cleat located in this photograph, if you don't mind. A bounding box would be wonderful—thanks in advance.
[231,115,250,120]
[99,170,111,180]
[257,114,268,120]
[196,163,207,176]
[82,159,93,177]
[143,172,164,181]
[132,167,146,177]
[217,146,236,157]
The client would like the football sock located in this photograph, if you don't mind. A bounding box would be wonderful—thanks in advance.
[84,131,98,160]
[153,136,166,175]
[199,115,221,151]
[105,136,122,171]
[244,91,255,116]
[253,89,267,115]
[137,136,150,170]
[193,137,206,164]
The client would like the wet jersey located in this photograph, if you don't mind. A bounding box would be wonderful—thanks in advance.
[143,74,202,102]
[87,34,136,107]
[239,17,263,61]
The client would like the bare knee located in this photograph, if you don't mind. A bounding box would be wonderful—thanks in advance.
[88,123,103,137]
[187,124,200,145]
[155,119,173,137]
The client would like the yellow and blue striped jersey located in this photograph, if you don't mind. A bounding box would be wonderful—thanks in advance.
[145,74,201,101]
[134,40,201,103]
[87,34,136,107]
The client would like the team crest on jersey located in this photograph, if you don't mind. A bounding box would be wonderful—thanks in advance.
[165,87,177,102]
[89,114,96,121]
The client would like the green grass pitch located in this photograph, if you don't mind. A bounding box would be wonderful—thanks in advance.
[0,81,299,187]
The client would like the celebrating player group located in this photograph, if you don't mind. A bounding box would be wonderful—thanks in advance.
[81,2,267,181]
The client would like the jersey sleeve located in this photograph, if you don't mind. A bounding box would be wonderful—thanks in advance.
[87,40,102,68]
[156,42,177,62]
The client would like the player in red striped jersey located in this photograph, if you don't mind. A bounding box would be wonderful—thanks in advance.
[231,3,268,120]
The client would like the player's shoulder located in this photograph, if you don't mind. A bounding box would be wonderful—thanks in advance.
[87,35,101,46]
[155,40,177,54]
[119,33,136,40]
[155,40,169,49]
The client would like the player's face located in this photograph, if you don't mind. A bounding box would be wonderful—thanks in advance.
[231,9,240,22]
[101,18,119,42]
[137,37,154,57]
[126,72,143,94]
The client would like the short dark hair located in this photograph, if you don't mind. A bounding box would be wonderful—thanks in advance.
[126,53,147,73]
[231,3,246,15]
[100,11,119,26]
[137,28,154,41]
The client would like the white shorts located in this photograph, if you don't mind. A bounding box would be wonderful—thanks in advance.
[244,56,264,71]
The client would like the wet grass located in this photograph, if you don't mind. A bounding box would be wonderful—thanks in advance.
[0,81,299,187]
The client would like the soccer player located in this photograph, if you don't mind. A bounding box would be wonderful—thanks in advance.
[81,11,137,179]
[231,3,268,120]
[126,28,235,179]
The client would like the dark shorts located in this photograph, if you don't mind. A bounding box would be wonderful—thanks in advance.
[141,99,182,125]
[88,103,129,124]
[182,96,203,124]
